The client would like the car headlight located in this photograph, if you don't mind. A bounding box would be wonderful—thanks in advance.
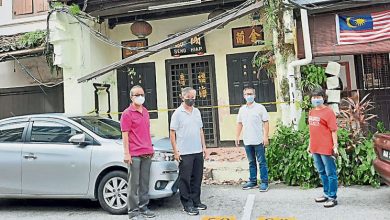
[152,151,175,161]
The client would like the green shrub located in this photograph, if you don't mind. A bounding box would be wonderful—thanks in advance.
[336,136,380,187]
[267,123,381,188]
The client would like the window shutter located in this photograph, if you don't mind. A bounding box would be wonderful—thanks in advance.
[116,68,130,120]
[227,56,245,114]
[13,0,33,15]
[227,52,276,114]
[140,63,158,119]
[117,63,158,119]
[34,0,48,13]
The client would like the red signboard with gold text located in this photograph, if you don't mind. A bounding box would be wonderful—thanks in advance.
[232,25,264,48]
[122,39,148,59]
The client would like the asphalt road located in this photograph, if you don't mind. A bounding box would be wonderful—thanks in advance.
[0,184,389,220]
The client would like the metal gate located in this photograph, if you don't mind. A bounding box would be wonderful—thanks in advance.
[166,55,219,146]
[355,53,390,130]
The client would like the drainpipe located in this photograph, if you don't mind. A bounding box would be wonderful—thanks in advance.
[287,9,312,128]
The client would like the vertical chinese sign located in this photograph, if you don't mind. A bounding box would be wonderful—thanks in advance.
[232,25,264,48]
[122,39,148,59]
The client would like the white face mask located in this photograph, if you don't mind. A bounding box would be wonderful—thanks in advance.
[134,96,145,105]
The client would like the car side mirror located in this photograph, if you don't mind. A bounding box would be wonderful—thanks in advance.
[69,133,87,146]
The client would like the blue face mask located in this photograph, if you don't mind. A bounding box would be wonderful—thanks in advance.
[245,95,255,103]
[311,98,324,107]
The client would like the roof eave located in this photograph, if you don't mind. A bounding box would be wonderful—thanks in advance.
[0,47,45,62]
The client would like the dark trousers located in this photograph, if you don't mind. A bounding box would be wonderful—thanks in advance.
[127,156,152,218]
[178,152,204,208]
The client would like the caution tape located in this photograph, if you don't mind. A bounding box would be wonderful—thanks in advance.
[88,101,291,116]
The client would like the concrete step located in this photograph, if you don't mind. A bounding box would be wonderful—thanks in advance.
[204,161,248,182]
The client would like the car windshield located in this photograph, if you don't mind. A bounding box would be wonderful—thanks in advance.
[71,117,122,139]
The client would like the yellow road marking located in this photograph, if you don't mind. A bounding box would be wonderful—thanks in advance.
[257,217,296,220]
[201,216,237,220]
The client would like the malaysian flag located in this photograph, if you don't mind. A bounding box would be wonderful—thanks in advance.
[336,10,390,45]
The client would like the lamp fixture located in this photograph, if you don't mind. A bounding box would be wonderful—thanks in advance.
[130,20,153,38]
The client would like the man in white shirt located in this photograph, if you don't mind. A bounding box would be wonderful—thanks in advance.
[235,87,270,192]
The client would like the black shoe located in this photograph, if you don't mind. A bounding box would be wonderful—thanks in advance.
[315,196,329,203]
[183,206,199,216]
[195,203,207,210]
[324,199,338,208]
[140,209,156,218]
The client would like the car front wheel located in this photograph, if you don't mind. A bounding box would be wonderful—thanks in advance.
[97,170,128,215]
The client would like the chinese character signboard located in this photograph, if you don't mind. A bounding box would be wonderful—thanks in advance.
[170,34,206,56]
[232,25,264,48]
[122,39,148,59]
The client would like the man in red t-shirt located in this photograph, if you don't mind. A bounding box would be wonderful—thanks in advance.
[120,85,155,219]
[308,88,339,208]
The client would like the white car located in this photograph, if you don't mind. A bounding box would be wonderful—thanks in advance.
[0,114,179,214]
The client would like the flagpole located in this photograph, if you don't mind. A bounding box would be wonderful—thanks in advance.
[335,14,341,45]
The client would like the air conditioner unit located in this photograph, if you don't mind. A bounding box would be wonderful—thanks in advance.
[148,0,202,10]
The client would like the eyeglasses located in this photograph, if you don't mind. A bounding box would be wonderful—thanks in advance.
[244,93,254,95]
[132,94,144,97]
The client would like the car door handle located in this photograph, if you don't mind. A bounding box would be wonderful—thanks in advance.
[23,154,37,160]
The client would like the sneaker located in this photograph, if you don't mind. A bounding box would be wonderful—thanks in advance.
[324,199,338,208]
[128,211,140,219]
[259,183,269,192]
[242,182,257,190]
[315,196,329,203]
[195,203,207,210]
[183,206,199,216]
[140,209,156,218]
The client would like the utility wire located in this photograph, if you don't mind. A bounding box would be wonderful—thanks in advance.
[47,0,256,52]
[1,54,64,89]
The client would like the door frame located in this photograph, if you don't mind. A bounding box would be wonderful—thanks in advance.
[165,55,220,146]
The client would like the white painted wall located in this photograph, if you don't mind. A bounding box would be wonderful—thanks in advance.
[51,12,281,140]
[49,12,117,116]
[313,55,357,90]
[110,14,281,139]
[0,1,47,35]
[0,57,62,89]
[0,1,51,89]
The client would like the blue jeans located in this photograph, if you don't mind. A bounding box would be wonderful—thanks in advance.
[244,144,268,184]
[313,153,338,199]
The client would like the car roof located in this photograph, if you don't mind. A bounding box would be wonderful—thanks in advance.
[0,113,104,123]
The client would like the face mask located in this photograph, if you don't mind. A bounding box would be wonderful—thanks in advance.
[245,95,255,103]
[134,96,145,105]
[184,99,195,106]
[311,98,324,107]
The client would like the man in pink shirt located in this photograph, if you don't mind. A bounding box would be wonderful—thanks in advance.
[120,85,155,219]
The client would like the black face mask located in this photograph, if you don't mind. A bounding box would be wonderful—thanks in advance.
[184,99,195,106]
